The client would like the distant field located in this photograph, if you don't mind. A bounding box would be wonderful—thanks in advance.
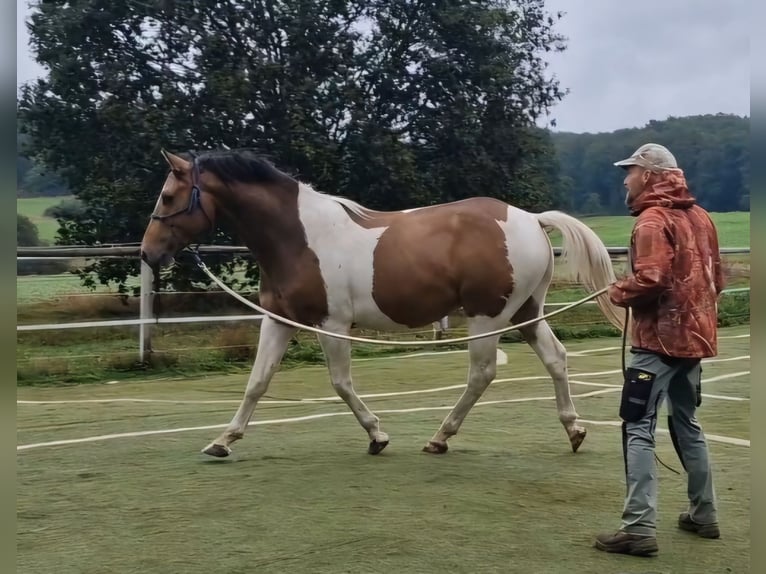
[17,196,73,243]
[548,211,749,248]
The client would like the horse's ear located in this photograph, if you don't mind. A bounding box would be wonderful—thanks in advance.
[160,149,188,172]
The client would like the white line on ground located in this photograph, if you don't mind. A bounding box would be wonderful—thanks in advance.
[568,333,749,357]
[568,347,622,357]
[568,372,750,403]
[17,364,750,407]
[578,419,750,447]
[356,348,510,364]
[17,381,750,452]
[702,371,750,383]
[357,333,750,362]
[17,388,623,451]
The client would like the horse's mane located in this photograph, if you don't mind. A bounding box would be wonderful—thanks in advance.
[196,148,371,220]
[197,148,290,186]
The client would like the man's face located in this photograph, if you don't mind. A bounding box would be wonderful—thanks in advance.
[623,164,651,207]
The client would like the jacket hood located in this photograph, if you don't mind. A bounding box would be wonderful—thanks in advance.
[629,169,696,215]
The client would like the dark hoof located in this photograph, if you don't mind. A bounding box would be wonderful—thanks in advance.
[368,440,389,455]
[569,428,587,453]
[422,441,448,454]
[202,443,232,458]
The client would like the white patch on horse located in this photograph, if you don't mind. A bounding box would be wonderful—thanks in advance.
[296,183,397,330]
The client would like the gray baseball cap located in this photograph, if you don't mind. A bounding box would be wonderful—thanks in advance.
[613,143,678,171]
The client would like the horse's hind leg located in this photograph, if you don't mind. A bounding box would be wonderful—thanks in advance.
[317,333,390,454]
[423,317,500,454]
[201,317,296,457]
[518,312,586,453]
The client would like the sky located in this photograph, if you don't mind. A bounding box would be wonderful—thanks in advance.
[16,0,750,134]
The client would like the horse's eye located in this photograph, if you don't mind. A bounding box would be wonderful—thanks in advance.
[161,194,173,206]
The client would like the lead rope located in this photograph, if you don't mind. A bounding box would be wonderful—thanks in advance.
[188,247,613,346]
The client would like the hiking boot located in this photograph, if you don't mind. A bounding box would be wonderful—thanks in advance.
[678,512,720,539]
[594,530,658,557]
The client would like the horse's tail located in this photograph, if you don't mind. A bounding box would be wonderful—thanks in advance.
[535,210,625,331]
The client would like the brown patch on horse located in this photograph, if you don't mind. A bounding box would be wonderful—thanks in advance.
[354,198,514,327]
[222,179,329,326]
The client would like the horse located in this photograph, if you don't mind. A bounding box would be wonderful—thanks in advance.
[140,148,625,458]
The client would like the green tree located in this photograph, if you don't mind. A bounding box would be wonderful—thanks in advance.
[551,114,749,214]
[17,214,41,246]
[44,198,87,220]
[19,0,568,293]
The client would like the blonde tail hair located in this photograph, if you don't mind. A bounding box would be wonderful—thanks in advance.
[535,210,626,331]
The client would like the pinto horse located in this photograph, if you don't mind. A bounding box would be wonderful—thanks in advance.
[140,149,624,457]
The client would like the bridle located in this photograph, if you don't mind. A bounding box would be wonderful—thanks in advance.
[149,152,213,231]
[146,152,215,334]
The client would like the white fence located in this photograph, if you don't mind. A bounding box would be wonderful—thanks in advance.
[17,245,751,362]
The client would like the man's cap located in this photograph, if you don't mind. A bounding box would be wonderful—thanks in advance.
[613,143,678,171]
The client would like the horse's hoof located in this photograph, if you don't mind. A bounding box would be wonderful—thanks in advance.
[202,443,232,458]
[368,440,389,455]
[569,428,587,453]
[422,441,448,454]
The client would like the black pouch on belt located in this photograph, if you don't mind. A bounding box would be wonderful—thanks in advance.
[619,368,656,422]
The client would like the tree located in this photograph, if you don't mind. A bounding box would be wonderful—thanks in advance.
[17,164,70,197]
[551,114,749,214]
[17,214,41,246]
[44,197,86,220]
[19,0,568,293]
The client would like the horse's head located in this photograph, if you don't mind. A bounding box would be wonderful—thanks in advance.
[140,150,217,268]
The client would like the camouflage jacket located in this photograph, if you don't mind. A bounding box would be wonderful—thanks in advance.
[608,178,725,358]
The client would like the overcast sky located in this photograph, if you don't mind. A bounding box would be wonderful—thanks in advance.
[16,0,750,134]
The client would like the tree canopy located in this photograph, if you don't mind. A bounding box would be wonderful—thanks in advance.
[552,114,749,214]
[18,0,567,292]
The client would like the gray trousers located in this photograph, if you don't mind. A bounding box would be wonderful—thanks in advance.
[620,350,718,535]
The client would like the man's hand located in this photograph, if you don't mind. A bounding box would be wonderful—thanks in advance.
[608,283,628,307]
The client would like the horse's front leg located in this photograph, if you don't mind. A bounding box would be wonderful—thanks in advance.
[317,332,390,454]
[201,317,297,457]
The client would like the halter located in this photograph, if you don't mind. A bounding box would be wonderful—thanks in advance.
[150,152,212,230]
[147,152,214,343]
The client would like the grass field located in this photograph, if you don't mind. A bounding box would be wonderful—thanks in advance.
[547,211,750,248]
[17,326,750,573]
[17,196,73,244]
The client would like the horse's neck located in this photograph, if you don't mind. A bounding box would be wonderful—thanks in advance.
[222,182,352,284]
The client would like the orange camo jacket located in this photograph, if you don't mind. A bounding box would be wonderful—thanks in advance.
[608,175,725,359]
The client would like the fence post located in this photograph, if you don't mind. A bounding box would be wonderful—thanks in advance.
[139,261,154,362]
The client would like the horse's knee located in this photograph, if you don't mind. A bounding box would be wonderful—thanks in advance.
[468,359,496,390]
[330,377,353,398]
[244,379,269,400]
[482,362,497,382]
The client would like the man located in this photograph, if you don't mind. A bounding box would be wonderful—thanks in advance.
[594,143,725,557]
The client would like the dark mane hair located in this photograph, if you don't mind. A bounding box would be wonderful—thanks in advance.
[196,149,295,185]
